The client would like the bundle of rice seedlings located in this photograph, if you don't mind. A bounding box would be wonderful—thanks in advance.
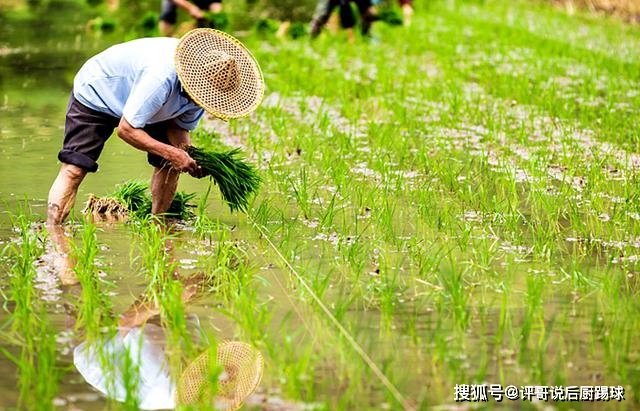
[111,180,150,213]
[186,146,261,213]
[197,11,230,30]
[83,181,197,221]
[164,191,197,220]
[377,8,404,26]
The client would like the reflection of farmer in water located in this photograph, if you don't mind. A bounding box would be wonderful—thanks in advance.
[46,28,264,227]
[71,272,263,410]
[74,322,176,409]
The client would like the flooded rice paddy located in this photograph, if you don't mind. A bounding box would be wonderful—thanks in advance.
[1,0,640,410]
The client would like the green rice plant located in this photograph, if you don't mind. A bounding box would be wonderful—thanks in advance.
[84,180,196,220]
[115,180,196,220]
[2,210,61,411]
[112,180,150,214]
[519,271,546,359]
[254,18,280,36]
[4,213,40,339]
[198,11,229,31]
[376,7,403,26]
[159,277,196,374]
[287,21,307,39]
[187,146,261,213]
[71,218,115,338]
[165,191,198,220]
[193,179,221,243]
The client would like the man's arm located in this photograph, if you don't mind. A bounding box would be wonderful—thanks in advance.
[172,0,205,18]
[117,117,199,174]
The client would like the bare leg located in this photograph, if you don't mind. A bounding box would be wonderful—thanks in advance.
[47,224,79,285]
[159,20,174,36]
[151,166,180,215]
[402,3,413,26]
[47,163,86,284]
[209,2,222,13]
[345,27,355,43]
[47,163,88,226]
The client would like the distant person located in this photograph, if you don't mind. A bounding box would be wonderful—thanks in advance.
[159,0,223,36]
[369,0,413,27]
[310,0,379,39]
[398,0,413,26]
[46,28,264,227]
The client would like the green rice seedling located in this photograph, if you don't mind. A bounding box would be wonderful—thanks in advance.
[83,180,196,220]
[4,213,40,339]
[2,210,61,411]
[11,313,61,411]
[376,7,403,26]
[187,146,261,213]
[71,218,115,338]
[519,271,545,359]
[159,277,196,375]
[193,179,220,243]
[112,180,150,214]
[198,11,229,30]
[287,166,313,219]
[286,22,307,40]
[254,18,280,37]
[165,191,197,220]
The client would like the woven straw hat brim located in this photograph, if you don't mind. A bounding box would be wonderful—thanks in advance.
[175,29,264,120]
[176,341,264,410]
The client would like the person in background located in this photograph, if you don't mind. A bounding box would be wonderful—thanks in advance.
[398,0,413,26]
[309,0,379,40]
[369,0,414,27]
[159,0,223,36]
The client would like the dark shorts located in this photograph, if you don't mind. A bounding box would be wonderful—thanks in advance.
[59,94,172,172]
[159,0,222,24]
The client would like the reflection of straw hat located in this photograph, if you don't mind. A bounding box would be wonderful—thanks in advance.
[176,341,264,410]
[175,28,265,120]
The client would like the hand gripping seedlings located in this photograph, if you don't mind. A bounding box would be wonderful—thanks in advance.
[186,146,261,213]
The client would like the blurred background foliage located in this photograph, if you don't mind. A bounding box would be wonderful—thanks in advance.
[0,0,640,41]
[0,0,637,41]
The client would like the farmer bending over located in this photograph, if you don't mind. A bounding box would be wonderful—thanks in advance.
[47,28,264,226]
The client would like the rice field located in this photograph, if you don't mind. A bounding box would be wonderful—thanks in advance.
[1,0,640,410]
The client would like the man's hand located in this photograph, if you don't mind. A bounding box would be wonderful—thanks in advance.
[117,118,206,178]
[173,0,205,19]
[188,6,205,19]
[169,147,203,177]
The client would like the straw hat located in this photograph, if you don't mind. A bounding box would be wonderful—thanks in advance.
[176,341,264,410]
[175,28,264,120]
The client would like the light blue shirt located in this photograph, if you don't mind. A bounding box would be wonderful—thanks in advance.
[73,37,204,130]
